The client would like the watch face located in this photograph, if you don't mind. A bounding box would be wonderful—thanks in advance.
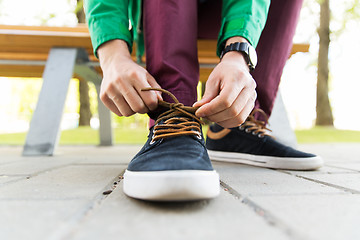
[248,45,258,67]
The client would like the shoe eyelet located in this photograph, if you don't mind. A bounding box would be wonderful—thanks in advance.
[239,125,245,131]
[195,131,202,140]
[245,128,251,133]
[258,134,264,138]
[150,130,157,145]
[252,131,257,135]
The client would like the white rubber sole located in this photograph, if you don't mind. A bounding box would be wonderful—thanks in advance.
[208,150,324,170]
[123,170,220,201]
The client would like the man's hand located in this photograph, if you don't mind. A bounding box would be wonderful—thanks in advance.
[98,40,162,117]
[193,38,257,128]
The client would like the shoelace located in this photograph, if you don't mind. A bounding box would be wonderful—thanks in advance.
[142,88,203,143]
[240,108,272,138]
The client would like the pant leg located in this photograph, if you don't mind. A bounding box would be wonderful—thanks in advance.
[252,0,304,119]
[143,0,199,107]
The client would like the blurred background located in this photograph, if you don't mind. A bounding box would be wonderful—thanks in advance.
[0,0,359,145]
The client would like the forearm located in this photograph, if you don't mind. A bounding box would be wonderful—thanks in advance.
[84,0,132,58]
[217,0,270,56]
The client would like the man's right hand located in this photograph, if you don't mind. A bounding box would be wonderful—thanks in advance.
[98,39,162,117]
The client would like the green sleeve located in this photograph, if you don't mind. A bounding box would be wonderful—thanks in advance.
[84,0,132,58]
[217,0,271,57]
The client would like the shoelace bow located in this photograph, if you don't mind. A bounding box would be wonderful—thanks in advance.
[240,109,272,138]
[142,88,204,142]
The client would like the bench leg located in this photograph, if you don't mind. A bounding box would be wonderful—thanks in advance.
[74,62,113,146]
[23,48,78,156]
[94,84,113,146]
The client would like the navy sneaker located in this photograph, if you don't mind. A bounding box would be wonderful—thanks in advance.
[206,109,323,170]
[123,88,219,201]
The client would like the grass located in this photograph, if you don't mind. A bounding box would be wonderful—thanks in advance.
[295,126,360,143]
[0,126,149,145]
[0,126,359,145]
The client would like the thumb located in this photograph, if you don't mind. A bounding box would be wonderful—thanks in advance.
[193,81,219,108]
[146,73,163,100]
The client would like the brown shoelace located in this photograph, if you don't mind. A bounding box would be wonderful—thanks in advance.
[142,88,203,143]
[240,109,272,138]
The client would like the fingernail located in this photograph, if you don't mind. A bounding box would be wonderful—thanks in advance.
[196,112,205,118]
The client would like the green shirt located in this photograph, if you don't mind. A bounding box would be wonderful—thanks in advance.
[84,0,270,59]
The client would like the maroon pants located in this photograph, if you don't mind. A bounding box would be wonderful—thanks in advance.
[143,0,303,119]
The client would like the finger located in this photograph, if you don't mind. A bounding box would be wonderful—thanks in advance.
[118,85,150,114]
[146,73,163,100]
[109,93,136,117]
[216,97,255,128]
[206,87,256,123]
[135,73,162,111]
[193,74,220,108]
[100,94,123,117]
[196,79,244,118]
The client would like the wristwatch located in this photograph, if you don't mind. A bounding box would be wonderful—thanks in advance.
[220,42,258,71]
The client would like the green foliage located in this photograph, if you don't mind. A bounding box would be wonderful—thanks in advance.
[9,78,42,121]
[75,0,84,14]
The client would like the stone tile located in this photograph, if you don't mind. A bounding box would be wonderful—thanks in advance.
[250,194,360,240]
[0,146,23,157]
[69,185,291,240]
[297,173,360,192]
[213,162,343,196]
[0,157,76,175]
[0,200,87,240]
[0,175,23,184]
[327,163,360,172]
[55,145,141,165]
[0,165,125,200]
[298,143,360,163]
[285,165,357,176]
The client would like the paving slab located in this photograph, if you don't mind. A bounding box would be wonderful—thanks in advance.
[297,143,360,163]
[0,165,125,200]
[293,173,360,193]
[0,144,359,240]
[67,184,293,240]
[213,162,343,196]
[0,157,76,175]
[285,165,358,175]
[0,200,88,240]
[54,145,141,165]
[327,163,360,172]
[250,194,360,240]
[0,175,23,184]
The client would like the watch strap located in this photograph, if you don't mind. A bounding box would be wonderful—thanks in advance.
[220,42,255,71]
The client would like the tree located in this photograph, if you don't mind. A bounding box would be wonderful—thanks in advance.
[75,0,92,126]
[316,0,334,126]
[315,0,360,126]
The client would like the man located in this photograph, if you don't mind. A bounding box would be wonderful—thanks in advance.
[84,0,323,201]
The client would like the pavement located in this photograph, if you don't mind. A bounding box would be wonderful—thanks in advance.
[0,143,360,240]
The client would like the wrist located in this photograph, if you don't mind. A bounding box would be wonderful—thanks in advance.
[220,51,249,71]
[221,38,257,71]
[98,39,132,66]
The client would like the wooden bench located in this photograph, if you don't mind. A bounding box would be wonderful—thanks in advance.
[0,24,309,155]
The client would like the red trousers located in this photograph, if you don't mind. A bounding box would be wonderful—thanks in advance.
[143,0,304,119]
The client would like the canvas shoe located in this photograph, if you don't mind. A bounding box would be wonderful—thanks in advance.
[206,109,323,170]
[123,88,219,201]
